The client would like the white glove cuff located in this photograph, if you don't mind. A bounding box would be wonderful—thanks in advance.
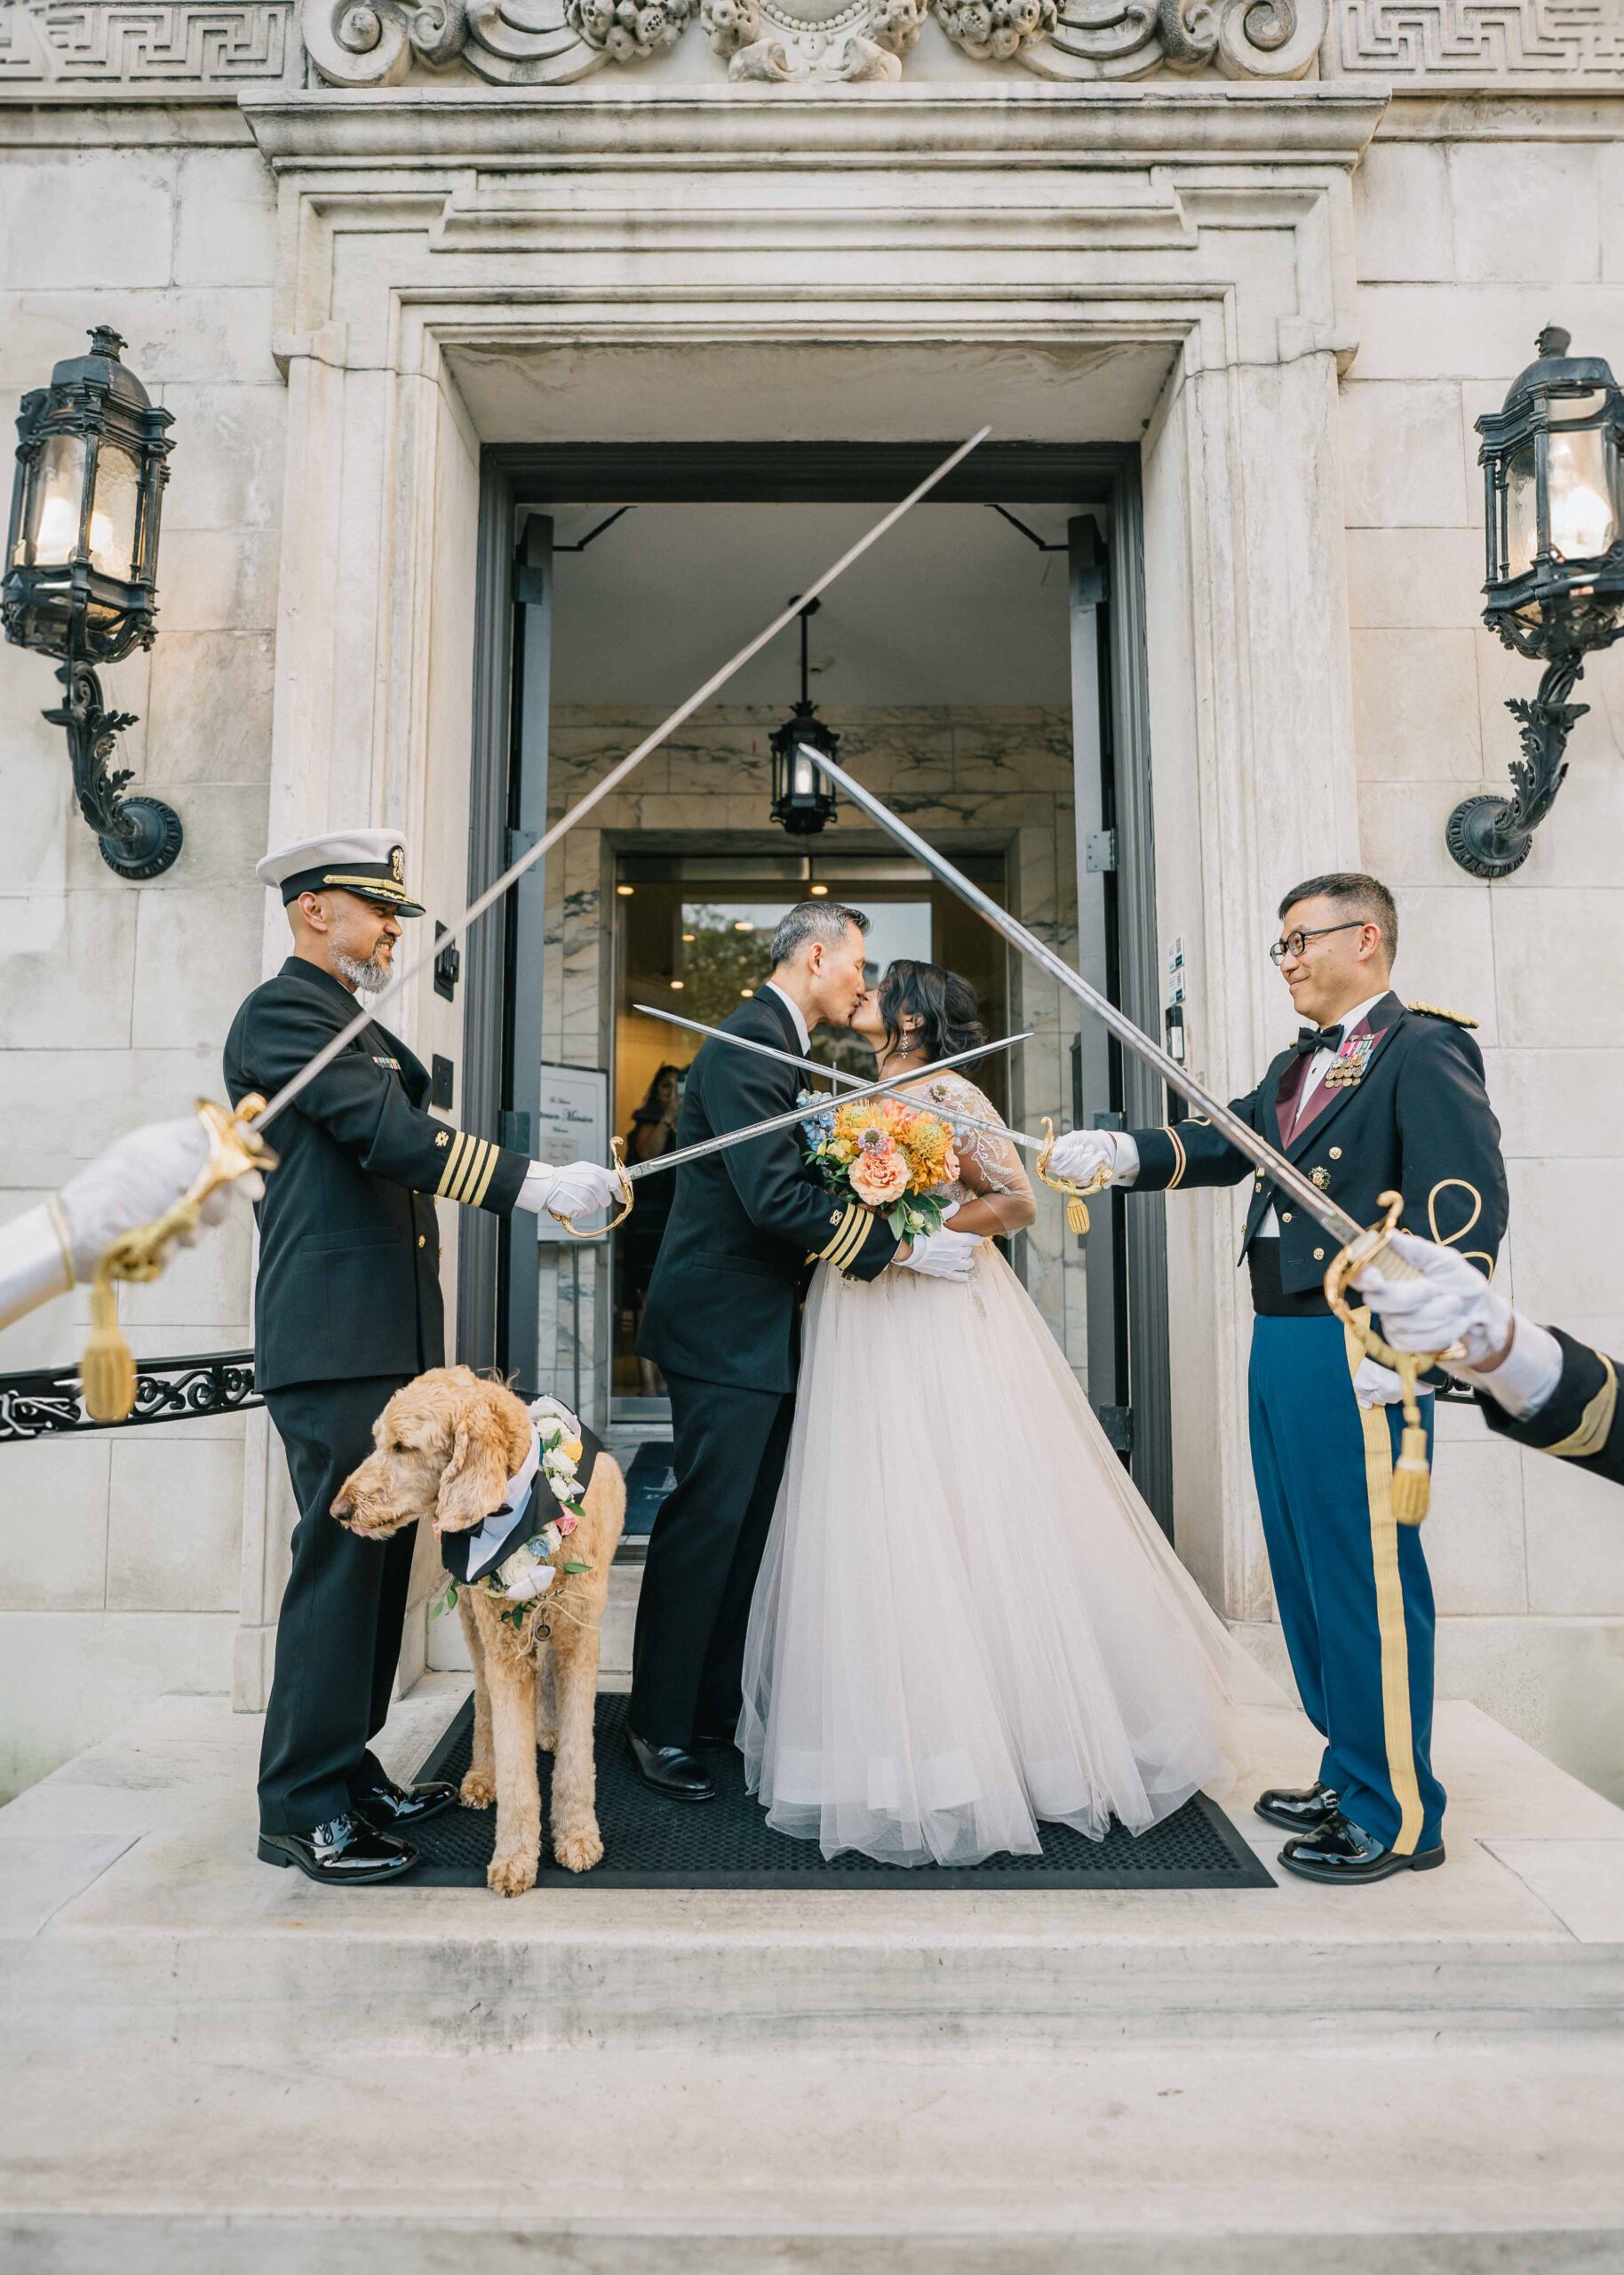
[514,1162,554,1216]
[0,1200,76,1330]
[1461,1317,1564,1421]
[1113,1131,1141,1187]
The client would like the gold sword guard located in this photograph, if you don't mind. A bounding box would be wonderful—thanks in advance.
[1035,1117,1114,1236]
[81,1097,280,1425]
[553,1135,636,1243]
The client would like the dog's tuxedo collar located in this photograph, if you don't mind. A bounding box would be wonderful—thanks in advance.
[442,1425,543,1587]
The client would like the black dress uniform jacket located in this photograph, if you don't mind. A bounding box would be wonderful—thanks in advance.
[637,987,900,1393]
[1479,1331,1624,1486]
[1127,994,1509,1307]
[224,957,528,1392]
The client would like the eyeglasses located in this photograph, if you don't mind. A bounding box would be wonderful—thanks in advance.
[1269,920,1365,966]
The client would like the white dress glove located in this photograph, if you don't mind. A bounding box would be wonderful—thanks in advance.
[1353,1229,1511,1366]
[57,1117,263,1282]
[1047,1128,1139,1188]
[516,1159,625,1223]
[1352,1354,1410,1409]
[896,1225,983,1282]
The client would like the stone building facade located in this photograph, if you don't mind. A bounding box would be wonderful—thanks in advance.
[1,0,1620,1802]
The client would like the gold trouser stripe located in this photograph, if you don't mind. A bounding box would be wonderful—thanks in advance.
[1165,1127,1188,1191]
[450,1136,491,1204]
[1545,1353,1618,1461]
[468,1141,501,1209]
[1343,1315,1425,1856]
[436,1131,470,1198]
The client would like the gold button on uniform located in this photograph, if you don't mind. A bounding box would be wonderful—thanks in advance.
[1313,1246,1325,1261]
[418,1234,426,1249]
[1281,1210,1293,1224]
[1329,1145,1341,1160]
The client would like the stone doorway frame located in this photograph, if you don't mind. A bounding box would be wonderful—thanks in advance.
[233,79,1384,1705]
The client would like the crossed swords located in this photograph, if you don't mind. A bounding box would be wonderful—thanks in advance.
[81,427,1440,1499]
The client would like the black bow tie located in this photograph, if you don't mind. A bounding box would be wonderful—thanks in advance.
[1295,1023,1344,1058]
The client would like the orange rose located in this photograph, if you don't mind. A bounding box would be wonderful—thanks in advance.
[849,1146,910,1206]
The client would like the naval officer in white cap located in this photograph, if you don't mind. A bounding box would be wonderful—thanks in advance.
[227,829,622,1885]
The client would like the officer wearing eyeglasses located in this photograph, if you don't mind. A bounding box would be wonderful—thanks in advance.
[1050,873,1508,1888]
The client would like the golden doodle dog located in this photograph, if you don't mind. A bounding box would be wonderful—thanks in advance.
[333,1366,625,1893]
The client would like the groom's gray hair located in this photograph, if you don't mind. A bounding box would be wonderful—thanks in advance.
[770,899,870,970]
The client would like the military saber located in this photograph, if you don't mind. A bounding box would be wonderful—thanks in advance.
[552,1032,1029,1237]
[633,1003,1047,1155]
[811,750,1367,1248]
[240,428,991,1142]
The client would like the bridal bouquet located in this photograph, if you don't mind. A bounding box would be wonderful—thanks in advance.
[800,1089,959,1241]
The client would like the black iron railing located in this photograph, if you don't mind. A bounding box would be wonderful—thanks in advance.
[0,1349,259,1443]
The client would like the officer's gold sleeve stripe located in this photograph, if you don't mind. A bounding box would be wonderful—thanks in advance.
[821,1204,867,1270]
[1165,1128,1188,1191]
[834,1210,873,1272]
[468,1142,501,1209]
[446,1135,480,1203]
[450,1137,490,1205]
[437,1132,470,1198]
[1343,1315,1425,1857]
[1545,1353,1618,1462]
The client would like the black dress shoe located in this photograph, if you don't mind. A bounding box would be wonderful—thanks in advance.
[1278,1808,1445,1886]
[353,1776,458,1831]
[625,1725,717,1802]
[258,1813,418,1885]
[1254,1780,1340,1834]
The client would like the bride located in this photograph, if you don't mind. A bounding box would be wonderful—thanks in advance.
[738,957,1270,1868]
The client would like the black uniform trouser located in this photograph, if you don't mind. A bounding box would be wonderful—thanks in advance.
[258,1374,416,1833]
[630,1369,795,1748]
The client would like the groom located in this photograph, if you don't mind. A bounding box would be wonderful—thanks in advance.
[628,899,983,1800]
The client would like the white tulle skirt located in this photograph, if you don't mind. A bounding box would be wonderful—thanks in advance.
[739,1246,1274,1867]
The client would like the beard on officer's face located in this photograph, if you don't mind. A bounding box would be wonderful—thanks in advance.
[334,927,396,994]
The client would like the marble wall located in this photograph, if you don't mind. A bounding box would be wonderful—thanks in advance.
[0,125,283,1798]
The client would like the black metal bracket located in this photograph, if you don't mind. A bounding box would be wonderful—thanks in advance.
[44,655,182,881]
[1445,653,1589,880]
[0,1349,259,1443]
[434,919,461,1002]
[988,504,1068,554]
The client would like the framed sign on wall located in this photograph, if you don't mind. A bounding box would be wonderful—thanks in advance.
[532,1062,610,1245]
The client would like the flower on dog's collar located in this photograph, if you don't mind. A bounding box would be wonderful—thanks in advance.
[431,1397,594,1626]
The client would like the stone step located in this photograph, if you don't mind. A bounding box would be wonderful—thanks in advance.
[3,2036,1621,2272]
[4,1684,1623,2063]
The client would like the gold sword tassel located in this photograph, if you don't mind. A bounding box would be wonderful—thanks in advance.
[1323,1191,1461,1527]
[1035,1117,1113,1236]
[81,1098,279,1425]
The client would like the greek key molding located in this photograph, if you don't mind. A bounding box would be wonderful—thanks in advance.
[1332,0,1624,75]
[0,0,299,86]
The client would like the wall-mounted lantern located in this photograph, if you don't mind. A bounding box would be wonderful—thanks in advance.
[4,326,181,880]
[1447,325,1624,879]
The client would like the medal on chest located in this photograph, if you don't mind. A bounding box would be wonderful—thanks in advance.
[1322,1033,1376,1089]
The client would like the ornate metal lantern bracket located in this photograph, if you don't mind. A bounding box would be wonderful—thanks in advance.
[1445,652,1590,881]
[44,655,184,881]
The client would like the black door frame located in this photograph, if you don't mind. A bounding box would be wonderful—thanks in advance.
[458,440,1172,1524]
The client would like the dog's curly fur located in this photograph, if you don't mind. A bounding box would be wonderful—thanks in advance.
[333,1365,625,1892]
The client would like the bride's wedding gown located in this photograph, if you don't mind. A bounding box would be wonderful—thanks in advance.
[739,1074,1272,1868]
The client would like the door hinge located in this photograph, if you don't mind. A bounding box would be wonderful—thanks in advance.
[1095,1403,1134,1455]
[499,1110,531,1152]
[1085,829,1118,874]
[514,563,548,607]
[1072,563,1106,607]
[505,827,540,869]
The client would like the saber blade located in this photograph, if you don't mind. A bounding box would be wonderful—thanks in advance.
[621,1032,1031,1184]
[633,1002,1046,1155]
[811,749,1364,1246]
[244,427,991,1138]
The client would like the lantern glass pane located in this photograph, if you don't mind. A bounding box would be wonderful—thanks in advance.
[1546,426,1620,563]
[1505,442,1539,580]
[1549,389,1608,423]
[89,444,140,580]
[29,432,88,566]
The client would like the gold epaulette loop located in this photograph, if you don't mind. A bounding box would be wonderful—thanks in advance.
[1408,1002,1478,1028]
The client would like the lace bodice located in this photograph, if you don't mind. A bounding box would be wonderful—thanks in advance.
[902,1072,1034,1231]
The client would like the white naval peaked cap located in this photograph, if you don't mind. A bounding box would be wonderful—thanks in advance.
[256,829,426,917]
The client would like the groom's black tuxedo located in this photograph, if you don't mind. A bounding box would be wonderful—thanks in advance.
[632,985,900,1747]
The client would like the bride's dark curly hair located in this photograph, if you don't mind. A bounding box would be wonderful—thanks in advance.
[877,958,984,1065]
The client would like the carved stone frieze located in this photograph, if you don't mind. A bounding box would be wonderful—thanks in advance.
[1330,0,1624,76]
[1026,0,1325,77]
[0,0,298,87]
[701,0,925,80]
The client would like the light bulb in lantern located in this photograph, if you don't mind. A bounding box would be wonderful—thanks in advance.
[1547,428,1619,561]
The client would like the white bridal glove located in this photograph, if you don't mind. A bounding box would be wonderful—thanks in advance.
[1047,1128,1140,1188]
[516,1158,625,1223]
[1351,1354,1410,1410]
[58,1117,262,1281]
[896,1225,982,1283]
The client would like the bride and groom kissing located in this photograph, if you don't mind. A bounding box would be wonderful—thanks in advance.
[627,898,1259,1869]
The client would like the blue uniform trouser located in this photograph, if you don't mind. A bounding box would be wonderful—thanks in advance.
[1248,1313,1445,1855]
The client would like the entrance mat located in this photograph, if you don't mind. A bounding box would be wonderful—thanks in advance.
[621,1440,674,1537]
[410,1691,1276,1890]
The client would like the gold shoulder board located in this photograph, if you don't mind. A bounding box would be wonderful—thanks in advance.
[1408,1002,1479,1029]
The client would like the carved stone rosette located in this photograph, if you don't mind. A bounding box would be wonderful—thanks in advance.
[296,0,1324,77]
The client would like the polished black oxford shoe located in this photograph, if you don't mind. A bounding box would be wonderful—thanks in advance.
[354,1776,459,1831]
[625,1725,717,1802]
[1278,1808,1445,1887]
[1254,1780,1340,1834]
[258,1813,419,1885]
